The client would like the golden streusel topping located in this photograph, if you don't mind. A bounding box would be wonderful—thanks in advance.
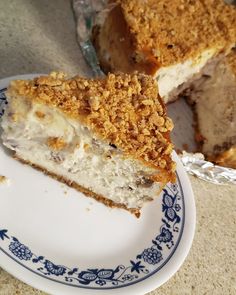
[114,0,236,66]
[8,72,175,173]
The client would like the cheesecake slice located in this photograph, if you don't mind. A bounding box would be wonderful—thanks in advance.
[1,72,175,216]
[188,49,236,169]
[92,0,236,103]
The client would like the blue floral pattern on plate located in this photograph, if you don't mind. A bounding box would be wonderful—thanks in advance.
[9,238,33,261]
[0,181,184,289]
[0,87,185,289]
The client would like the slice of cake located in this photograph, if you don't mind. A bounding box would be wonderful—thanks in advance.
[92,0,236,103]
[188,49,236,169]
[1,72,176,217]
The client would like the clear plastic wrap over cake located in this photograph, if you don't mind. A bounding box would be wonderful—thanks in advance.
[72,0,236,185]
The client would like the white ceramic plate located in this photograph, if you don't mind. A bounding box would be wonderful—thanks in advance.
[0,75,196,295]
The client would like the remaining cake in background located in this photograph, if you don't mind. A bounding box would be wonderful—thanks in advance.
[1,72,176,217]
[188,49,236,169]
[92,0,236,103]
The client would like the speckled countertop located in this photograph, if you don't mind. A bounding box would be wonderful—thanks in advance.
[0,1,236,294]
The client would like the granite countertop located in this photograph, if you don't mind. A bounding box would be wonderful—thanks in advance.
[0,1,236,294]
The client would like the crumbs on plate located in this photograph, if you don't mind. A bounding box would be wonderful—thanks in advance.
[0,175,10,185]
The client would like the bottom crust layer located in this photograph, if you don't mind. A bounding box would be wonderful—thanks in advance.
[15,154,141,218]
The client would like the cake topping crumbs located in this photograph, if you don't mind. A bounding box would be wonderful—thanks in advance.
[8,72,175,173]
[0,175,10,185]
[113,0,236,66]
[0,176,6,183]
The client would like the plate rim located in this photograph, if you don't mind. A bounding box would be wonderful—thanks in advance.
[0,74,196,295]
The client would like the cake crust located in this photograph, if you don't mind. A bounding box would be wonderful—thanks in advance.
[15,154,142,217]
[8,72,175,179]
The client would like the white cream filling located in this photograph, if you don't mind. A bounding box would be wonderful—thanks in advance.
[155,49,217,103]
[1,95,162,209]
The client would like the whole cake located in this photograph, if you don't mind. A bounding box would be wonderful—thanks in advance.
[93,0,236,103]
[1,72,176,217]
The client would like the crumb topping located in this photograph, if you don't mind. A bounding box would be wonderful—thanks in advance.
[0,175,9,185]
[8,72,175,174]
[0,176,7,183]
[113,0,236,66]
